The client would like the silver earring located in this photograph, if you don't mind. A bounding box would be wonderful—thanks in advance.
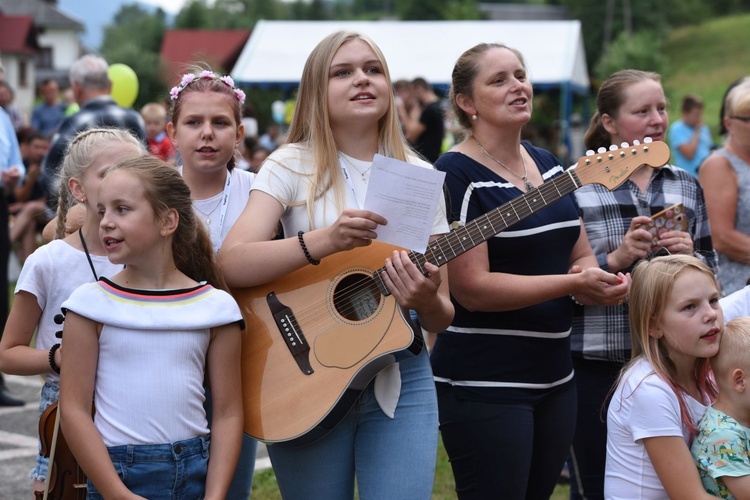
[472,114,478,121]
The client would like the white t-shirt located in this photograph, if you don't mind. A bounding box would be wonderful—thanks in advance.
[15,239,123,385]
[720,285,750,324]
[252,144,448,235]
[252,143,449,416]
[184,167,254,253]
[605,357,708,499]
[61,279,243,446]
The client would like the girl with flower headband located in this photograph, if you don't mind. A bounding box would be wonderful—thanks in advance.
[220,31,454,499]
[166,68,258,497]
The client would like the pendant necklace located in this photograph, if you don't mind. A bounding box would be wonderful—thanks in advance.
[473,136,534,191]
[190,169,232,228]
[194,196,222,226]
[339,154,372,183]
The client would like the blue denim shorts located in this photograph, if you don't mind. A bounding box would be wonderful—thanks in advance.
[30,381,59,481]
[86,435,210,499]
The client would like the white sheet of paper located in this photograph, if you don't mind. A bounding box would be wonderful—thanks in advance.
[363,154,446,253]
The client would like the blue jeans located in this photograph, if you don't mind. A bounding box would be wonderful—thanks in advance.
[31,381,59,482]
[267,348,438,500]
[86,436,210,499]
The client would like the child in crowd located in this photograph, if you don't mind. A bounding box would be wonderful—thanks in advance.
[140,101,176,164]
[165,68,258,496]
[10,129,51,264]
[692,317,750,499]
[605,254,721,499]
[0,128,146,495]
[60,157,244,499]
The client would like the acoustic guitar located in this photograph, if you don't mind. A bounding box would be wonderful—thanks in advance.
[232,139,671,445]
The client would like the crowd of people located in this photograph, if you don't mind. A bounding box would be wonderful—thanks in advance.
[0,28,748,499]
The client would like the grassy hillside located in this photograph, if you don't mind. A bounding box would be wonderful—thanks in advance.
[663,13,750,139]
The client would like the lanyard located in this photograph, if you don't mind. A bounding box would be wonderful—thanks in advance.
[214,169,232,240]
[339,154,364,209]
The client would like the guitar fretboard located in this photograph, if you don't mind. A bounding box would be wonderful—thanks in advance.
[372,168,582,294]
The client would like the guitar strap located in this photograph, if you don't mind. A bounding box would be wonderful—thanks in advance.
[78,227,98,281]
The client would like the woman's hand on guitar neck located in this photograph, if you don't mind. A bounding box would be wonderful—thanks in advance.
[381,251,440,309]
[381,251,453,333]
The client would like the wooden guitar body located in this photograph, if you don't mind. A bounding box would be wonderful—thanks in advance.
[232,241,419,445]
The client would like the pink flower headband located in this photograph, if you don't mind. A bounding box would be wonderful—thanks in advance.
[169,71,246,104]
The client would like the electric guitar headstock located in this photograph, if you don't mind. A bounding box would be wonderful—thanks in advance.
[571,138,671,190]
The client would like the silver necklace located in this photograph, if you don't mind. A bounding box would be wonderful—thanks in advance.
[193,197,222,226]
[473,136,534,191]
[340,154,372,183]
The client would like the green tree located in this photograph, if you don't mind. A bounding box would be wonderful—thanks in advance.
[397,0,450,20]
[100,4,168,108]
[594,30,667,82]
[174,0,216,29]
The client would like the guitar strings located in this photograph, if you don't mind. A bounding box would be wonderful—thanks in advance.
[287,176,575,325]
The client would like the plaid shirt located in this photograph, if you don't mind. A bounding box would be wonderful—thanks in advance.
[571,164,718,362]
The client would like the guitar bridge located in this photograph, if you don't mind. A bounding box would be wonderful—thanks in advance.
[267,292,314,375]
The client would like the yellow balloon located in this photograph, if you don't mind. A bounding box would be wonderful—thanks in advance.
[108,63,139,108]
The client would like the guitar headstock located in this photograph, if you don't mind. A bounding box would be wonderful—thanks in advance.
[571,139,671,191]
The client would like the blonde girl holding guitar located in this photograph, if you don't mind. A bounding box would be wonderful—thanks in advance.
[220,30,454,499]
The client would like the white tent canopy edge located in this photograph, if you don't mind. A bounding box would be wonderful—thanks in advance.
[231,20,590,161]
[231,19,589,93]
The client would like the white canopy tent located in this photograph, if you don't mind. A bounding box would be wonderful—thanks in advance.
[231,20,590,160]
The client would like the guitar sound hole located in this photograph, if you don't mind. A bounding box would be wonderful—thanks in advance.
[332,273,381,321]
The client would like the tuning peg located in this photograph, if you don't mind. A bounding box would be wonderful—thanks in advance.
[621,142,629,148]
[586,149,595,156]
[597,147,606,153]
[643,137,653,143]
[54,314,64,325]
[609,144,618,151]
[55,330,63,339]
[633,139,641,146]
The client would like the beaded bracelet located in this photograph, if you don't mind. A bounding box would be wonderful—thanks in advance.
[570,295,584,306]
[297,231,320,266]
[49,343,61,374]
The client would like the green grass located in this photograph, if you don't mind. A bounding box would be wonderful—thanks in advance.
[249,437,570,499]
[663,13,750,139]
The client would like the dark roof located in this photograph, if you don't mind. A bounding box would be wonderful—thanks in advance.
[0,16,39,55]
[160,30,251,85]
[0,0,83,30]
